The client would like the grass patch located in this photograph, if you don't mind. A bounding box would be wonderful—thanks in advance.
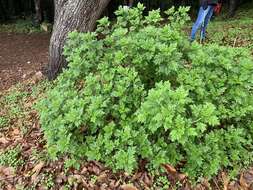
[0,80,52,134]
[0,145,24,169]
[186,1,253,50]
[207,18,253,50]
[0,19,42,33]
[0,116,9,128]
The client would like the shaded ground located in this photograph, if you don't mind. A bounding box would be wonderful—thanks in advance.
[0,32,50,91]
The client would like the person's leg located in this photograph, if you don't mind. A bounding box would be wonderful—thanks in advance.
[190,6,209,42]
[200,5,214,41]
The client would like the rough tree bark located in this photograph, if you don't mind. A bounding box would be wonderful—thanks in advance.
[124,0,134,7]
[8,0,15,17]
[34,0,42,25]
[0,0,10,21]
[228,0,238,17]
[46,0,111,80]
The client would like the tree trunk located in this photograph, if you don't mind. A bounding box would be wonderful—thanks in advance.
[228,0,238,17]
[0,0,6,21]
[0,0,10,21]
[46,0,110,80]
[124,0,134,7]
[7,0,15,17]
[34,0,42,25]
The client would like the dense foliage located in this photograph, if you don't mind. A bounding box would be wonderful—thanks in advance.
[37,4,253,181]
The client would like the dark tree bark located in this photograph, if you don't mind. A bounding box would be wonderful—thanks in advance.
[124,0,134,7]
[34,0,42,25]
[7,0,15,17]
[42,0,54,22]
[0,0,11,21]
[0,0,7,21]
[46,0,111,80]
[228,0,238,17]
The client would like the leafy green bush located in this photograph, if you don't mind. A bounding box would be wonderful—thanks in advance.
[137,81,253,179]
[37,4,253,181]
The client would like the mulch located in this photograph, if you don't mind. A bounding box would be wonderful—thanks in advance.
[0,32,50,91]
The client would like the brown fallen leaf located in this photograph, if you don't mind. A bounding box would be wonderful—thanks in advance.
[0,137,9,144]
[99,183,109,190]
[81,166,88,174]
[6,184,15,190]
[87,164,101,175]
[55,172,67,184]
[178,173,187,181]
[120,184,139,190]
[31,161,45,183]
[228,181,241,190]
[96,172,108,183]
[162,164,177,174]
[195,184,207,190]
[12,127,20,136]
[24,101,33,108]
[239,170,253,189]
[240,173,248,189]
[222,172,229,190]
[250,183,253,190]
[109,179,117,189]
[131,172,142,181]
[0,166,15,177]
[30,71,44,84]
[182,182,192,190]
[68,174,88,187]
[142,172,152,187]
[201,178,211,189]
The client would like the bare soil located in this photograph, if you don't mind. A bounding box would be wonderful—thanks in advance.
[0,32,50,91]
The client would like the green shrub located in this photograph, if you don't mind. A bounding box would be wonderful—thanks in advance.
[137,81,253,179]
[37,4,253,181]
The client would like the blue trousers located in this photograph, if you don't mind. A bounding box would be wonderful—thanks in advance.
[190,5,214,41]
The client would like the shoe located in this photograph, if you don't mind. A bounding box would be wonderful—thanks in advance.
[189,38,194,43]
